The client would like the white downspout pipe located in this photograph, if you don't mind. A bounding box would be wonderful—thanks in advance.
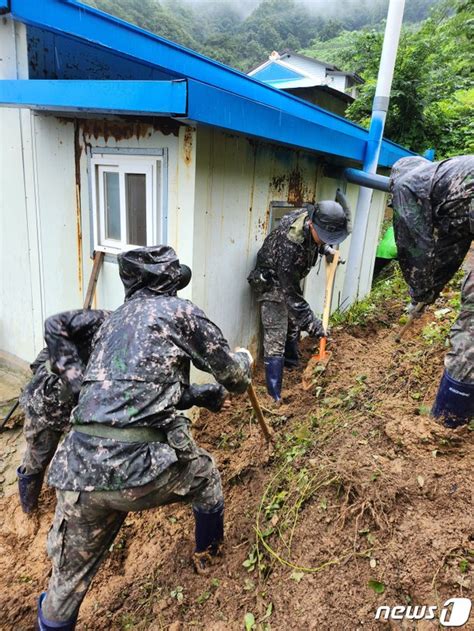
[341,0,405,306]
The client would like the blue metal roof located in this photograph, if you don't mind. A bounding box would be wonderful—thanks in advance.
[1,0,416,168]
[251,62,306,84]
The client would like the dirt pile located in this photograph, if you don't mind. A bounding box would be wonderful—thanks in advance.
[0,288,472,630]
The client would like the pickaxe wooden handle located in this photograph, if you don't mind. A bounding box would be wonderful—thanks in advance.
[83,251,105,309]
[247,383,273,443]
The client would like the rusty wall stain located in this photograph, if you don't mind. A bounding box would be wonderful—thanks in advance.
[61,116,182,143]
[74,120,83,293]
[270,174,286,193]
[183,127,193,166]
[287,168,304,204]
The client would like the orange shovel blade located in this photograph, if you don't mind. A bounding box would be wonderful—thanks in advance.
[302,337,332,390]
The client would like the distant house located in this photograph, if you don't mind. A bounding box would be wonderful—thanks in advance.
[0,0,413,366]
[248,50,364,116]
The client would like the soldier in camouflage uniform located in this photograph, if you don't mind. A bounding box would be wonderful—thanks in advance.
[17,310,109,513]
[37,245,252,630]
[390,154,474,426]
[248,189,352,403]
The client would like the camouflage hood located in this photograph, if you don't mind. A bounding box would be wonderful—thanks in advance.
[118,245,183,299]
[389,156,433,192]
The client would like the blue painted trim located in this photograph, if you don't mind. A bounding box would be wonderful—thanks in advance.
[0,0,10,15]
[7,0,415,167]
[186,80,365,162]
[0,79,187,115]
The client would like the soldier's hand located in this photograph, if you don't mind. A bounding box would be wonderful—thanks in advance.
[406,301,425,319]
[307,318,325,339]
[235,347,254,366]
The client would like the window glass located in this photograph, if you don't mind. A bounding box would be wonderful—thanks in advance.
[126,173,147,246]
[104,171,120,240]
[91,153,165,254]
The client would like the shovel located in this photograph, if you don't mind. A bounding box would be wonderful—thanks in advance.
[302,249,340,390]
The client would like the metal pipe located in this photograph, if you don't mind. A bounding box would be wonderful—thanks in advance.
[343,168,390,192]
[341,0,405,305]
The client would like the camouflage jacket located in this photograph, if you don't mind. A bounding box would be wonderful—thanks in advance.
[248,208,322,331]
[390,155,474,304]
[48,246,252,492]
[19,310,109,427]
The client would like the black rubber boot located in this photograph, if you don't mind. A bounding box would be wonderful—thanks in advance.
[264,356,284,403]
[192,501,224,574]
[37,592,77,630]
[284,339,299,369]
[17,466,43,514]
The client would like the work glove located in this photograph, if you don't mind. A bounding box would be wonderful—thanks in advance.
[177,384,229,413]
[306,317,326,339]
[321,244,337,263]
[235,347,254,367]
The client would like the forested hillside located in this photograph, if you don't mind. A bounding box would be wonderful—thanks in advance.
[85,0,473,155]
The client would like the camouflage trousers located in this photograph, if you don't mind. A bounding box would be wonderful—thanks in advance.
[41,444,222,621]
[260,299,299,357]
[445,269,473,384]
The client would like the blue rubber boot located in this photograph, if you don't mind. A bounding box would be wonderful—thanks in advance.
[193,501,224,574]
[17,466,43,514]
[264,357,284,403]
[432,370,474,428]
[284,339,299,369]
[37,592,77,630]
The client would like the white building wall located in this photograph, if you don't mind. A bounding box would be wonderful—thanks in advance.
[285,55,327,81]
[0,18,44,361]
[327,75,347,93]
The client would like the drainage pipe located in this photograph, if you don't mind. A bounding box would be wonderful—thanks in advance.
[343,168,390,192]
[341,0,405,305]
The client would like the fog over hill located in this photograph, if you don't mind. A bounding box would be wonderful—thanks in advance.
[86,0,440,71]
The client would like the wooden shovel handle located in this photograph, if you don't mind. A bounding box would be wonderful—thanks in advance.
[322,250,340,331]
[247,383,273,443]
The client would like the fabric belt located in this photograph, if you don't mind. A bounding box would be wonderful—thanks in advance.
[73,423,166,443]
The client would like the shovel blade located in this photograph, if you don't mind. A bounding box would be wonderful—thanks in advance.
[302,351,333,390]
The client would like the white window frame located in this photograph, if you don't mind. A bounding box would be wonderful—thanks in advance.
[89,151,166,255]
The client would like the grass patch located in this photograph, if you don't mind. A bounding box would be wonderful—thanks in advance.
[330,265,407,328]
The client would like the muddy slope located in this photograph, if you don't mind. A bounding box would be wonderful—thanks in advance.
[0,292,472,631]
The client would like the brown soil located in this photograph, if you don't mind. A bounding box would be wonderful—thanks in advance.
[0,294,472,631]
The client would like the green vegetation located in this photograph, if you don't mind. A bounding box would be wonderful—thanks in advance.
[331,265,407,328]
[303,0,473,156]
